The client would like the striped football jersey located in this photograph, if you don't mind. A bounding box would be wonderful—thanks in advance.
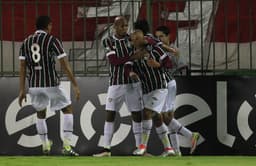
[133,45,167,94]
[19,30,66,87]
[102,34,133,85]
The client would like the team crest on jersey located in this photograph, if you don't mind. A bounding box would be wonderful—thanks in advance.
[108,98,113,102]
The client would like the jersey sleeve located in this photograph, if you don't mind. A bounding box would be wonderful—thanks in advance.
[19,42,26,60]
[152,45,167,61]
[102,37,131,65]
[51,37,67,59]
[102,37,115,58]
[145,35,163,46]
[152,45,172,69]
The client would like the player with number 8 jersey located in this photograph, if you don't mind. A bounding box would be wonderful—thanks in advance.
[19,29,65,87]
[18,16,80,156]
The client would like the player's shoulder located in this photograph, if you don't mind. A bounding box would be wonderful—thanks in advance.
[103,35,115,42]
[48,34,63,44]
[103,34,129,41]
[21,34,33,47]
[102,35,116,47]
[23,34,34,41]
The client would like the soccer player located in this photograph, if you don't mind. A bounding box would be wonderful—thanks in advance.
[93,16,143,157]
[134,19,177,54]
[18,16,80,156]
[155,25,200,155]
[128,30,175,157]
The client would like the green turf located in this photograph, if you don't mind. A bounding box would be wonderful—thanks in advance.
[0,156,256,166]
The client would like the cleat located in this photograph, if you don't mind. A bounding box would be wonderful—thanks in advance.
[42,140,52,155]
[143,152,154,157]
[132,148,139,156]
[62,145,79,156]
[161,147,175,157]
[93,148,111,157]
[190,132,200,154]
[133,144,147,156]
[174,151,182,157]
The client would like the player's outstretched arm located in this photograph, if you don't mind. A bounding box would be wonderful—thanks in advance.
[19,60,27,107]
[59,57,80,101]
[162,44,179,56]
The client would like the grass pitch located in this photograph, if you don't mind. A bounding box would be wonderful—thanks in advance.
[0,156,256,166]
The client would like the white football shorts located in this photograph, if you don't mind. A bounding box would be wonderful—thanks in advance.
[143,88,168,113]
[28,86,71,111]
[105,82,143,112]
[162,80,177,112]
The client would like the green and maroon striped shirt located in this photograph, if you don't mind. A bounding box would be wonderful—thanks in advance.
[102,34,133,85]
[133,45,167,94]
[19,30,66,87]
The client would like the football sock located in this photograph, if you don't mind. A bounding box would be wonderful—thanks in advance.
[132,121,142,148]
[141,119,152,147]
[169,132,180,153]
[63,114,73,146]
[156,124,171,149]
[104,121,114,149]
[36,118,48,143]
[169,118,192,138]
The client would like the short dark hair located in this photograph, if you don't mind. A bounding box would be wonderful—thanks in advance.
[36,16,51,30]
[134,19,150,35]
[155,26,170,36]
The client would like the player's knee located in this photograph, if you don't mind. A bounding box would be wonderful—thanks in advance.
[143,108,152,120]
[162,112,170,125]
[152,112,163,127]
[37,109,46,119]
[61,105,73,114]
[131,111,142,122]
[106,110,116,122]
[167,112,174,119]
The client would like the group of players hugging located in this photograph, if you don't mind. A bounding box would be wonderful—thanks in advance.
[93,16,200,157]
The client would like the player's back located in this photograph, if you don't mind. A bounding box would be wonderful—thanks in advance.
[20,30,64,88]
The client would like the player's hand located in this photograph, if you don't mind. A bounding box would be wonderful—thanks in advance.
[129,71,139,81]
[169,48,178,56]
[18,90,27,107]
[73,86,80,101]
[131,49,149,60]
[130,51,142,60]
[147,59,161,68]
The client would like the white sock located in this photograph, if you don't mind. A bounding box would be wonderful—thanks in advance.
[36,118,48,143]
[155,124,171,149]
[63,114,73,146]
[104,121,114,149]
[169,119,192,138]
[132,121,142,148]
[169,131,180,153]
[141,119,152,146]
